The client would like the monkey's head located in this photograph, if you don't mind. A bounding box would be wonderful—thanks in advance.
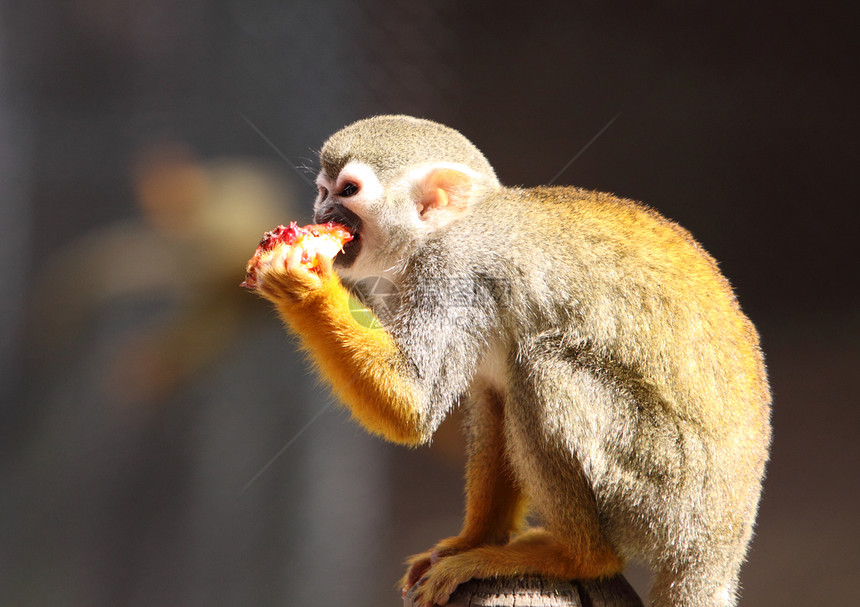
[313,115,500,280]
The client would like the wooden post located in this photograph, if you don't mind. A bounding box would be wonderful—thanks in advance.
[404,575,643,607]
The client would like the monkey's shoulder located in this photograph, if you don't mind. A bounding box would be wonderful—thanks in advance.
[507,186,681,233]
[465,185,734,305]
[476,185,708,261]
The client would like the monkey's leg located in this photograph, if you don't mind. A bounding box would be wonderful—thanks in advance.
[411,528,623,607]
[650,562,739,607]
[402,388,526,591]
[459,388,528,545]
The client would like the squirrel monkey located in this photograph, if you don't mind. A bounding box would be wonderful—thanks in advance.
[248,116,771,607]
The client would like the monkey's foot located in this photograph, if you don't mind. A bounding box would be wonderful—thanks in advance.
[409,530,623,607]
[401,535,482,595]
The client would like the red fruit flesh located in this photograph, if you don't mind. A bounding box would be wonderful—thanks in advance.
[241,222,353,289]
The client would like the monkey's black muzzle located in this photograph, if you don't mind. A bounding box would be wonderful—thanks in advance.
[315,203,362,267]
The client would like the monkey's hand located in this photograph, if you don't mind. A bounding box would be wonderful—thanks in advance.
[253,242,331,304]
[241,222,352,297]
[242,224,427,446]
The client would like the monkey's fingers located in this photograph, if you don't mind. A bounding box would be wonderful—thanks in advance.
[402,538,476,597]
[310,247,335,279]
[256,245,323,302]
[241,221,351,289]
[401,551,433,596]
[410,537,624,607]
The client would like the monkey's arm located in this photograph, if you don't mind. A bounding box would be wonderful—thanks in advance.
[261,264,426,444]
[254,242,492,447]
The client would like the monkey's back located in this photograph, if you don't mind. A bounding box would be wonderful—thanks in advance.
[454,185,771,569]
[466,185,770,428]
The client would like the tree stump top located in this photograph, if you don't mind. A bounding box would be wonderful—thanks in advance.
[404,575,643,607]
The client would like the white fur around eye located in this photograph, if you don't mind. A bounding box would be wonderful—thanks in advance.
[337,161,384,207]
[315,175,333,208]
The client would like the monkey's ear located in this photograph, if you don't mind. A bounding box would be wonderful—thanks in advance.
[417,168,473,221]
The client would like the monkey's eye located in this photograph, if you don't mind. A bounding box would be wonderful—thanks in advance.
[340,182,359,197]
[319,186,329,200]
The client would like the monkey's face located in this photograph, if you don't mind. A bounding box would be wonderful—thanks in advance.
[312,116,502,282]
[314,160,425,281]
[314,153,497,284]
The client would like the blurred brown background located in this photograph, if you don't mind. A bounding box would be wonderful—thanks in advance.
[0,1,856,606]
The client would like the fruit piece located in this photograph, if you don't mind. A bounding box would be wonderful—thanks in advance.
[241,221,353,289]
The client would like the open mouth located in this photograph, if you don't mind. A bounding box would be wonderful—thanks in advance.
[315,204,362,267]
